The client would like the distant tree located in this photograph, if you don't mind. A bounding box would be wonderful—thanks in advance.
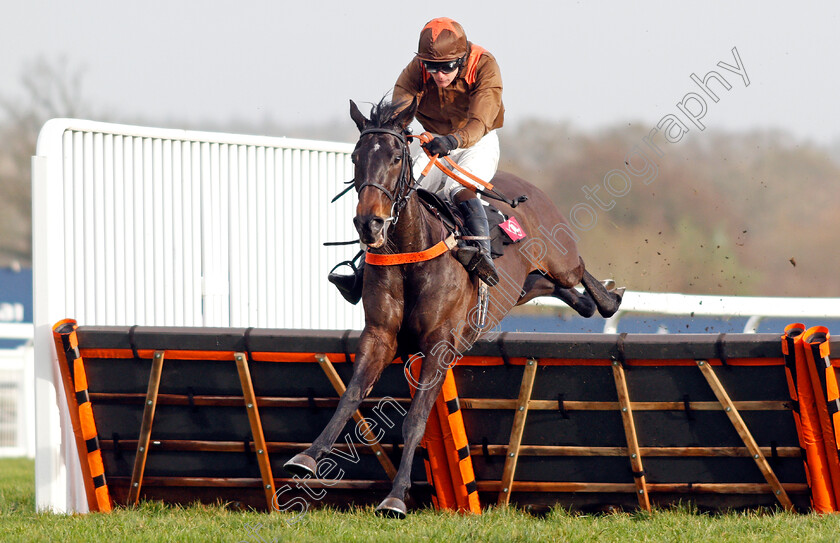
[0,57,88,267]
[498,123,840,296]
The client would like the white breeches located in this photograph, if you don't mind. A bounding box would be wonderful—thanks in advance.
[412,130,500,200]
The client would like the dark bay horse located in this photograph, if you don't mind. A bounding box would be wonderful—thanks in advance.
[284,98,624,517]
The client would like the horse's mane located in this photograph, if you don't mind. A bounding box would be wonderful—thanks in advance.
[366,97,407,130]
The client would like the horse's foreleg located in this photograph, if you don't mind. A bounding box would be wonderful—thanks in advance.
[376,343,448,518]
[285,328,397,477]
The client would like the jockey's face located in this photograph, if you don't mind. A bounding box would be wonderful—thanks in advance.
[432,69,457,88]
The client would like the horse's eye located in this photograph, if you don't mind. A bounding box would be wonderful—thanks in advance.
[351,153,359,164]
[392,154,402,164]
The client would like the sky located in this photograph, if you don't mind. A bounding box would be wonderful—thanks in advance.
[2,1,840,145]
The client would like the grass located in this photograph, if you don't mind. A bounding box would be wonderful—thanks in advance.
[4,458,840,542]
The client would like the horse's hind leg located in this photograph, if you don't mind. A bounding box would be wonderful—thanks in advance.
[536,248,624,318]
[580,268,625,318]
[516,271,596,317]
[553,286,597,317]
[516,272,557,305]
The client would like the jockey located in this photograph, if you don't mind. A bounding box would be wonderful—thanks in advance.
[395,17,504,287]
[329,17,504,304]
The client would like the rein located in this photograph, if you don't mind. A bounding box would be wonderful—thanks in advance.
[410,132,528,208]
[410,132,494,191]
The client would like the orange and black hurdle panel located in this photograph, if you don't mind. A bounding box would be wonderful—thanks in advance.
[811,330,840,490]
[435,368,480,513]
[801,326,840,508]
[782,323,836,512]
[52,319,112,512]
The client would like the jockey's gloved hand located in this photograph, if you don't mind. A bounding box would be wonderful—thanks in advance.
[423,134,459,157]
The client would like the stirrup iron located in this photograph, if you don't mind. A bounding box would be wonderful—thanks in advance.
[327,250,365,305]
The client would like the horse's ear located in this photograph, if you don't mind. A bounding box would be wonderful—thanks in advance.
[349,100,368,132]
[392,97,418,130]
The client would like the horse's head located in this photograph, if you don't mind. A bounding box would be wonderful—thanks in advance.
[349,98,418,248]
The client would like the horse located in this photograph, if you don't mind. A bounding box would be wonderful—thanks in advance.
[284,97,624,517]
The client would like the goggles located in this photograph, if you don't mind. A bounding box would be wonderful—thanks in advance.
[422,58,462,74]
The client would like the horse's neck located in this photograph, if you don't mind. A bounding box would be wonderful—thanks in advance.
[392,193,437,252]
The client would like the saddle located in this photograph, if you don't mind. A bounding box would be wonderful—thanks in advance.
[416,189,522,259]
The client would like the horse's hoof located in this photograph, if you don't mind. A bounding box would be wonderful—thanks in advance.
[284,453,317,477]
[375,497,407,519]
[602,279,616,291]
[613,287,626,303]
[597,286,627,318]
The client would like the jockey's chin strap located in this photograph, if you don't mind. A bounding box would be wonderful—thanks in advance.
[410,132,528,208]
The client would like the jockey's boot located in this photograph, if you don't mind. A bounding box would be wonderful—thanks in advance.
[328,260,364,305]
[458,198,500,286]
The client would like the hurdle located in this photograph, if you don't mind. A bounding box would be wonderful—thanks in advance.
[50,322,840,514]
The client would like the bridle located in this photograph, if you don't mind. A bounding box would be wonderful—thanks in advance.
[355,127,415,226]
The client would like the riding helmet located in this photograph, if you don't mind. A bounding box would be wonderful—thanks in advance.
[416,17,468,62]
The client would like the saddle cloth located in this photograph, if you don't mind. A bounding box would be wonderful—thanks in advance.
[416,189,525,258]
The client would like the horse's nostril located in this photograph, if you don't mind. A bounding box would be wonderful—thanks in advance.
[369,217,385,233]
[353,216,387,241]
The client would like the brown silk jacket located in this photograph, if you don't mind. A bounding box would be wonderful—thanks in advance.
[392,44,504,149]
